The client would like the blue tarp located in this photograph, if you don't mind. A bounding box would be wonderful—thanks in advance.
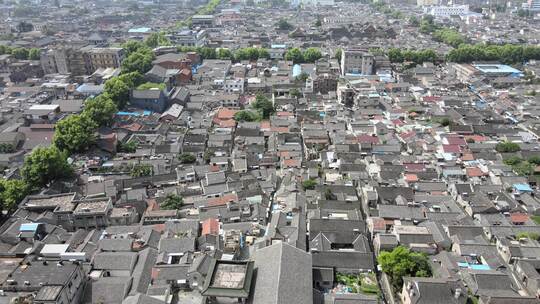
[117,111,152,117]
[20,223,39,232]
[292,64,302,78]
[514,183,533,192]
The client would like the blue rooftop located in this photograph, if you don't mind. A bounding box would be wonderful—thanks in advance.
[458,262,491,270]
[128,27,152,33]
[117,110,152,117]
[20,223,39,232]
[473,64,522,76]
[514,183,533,192]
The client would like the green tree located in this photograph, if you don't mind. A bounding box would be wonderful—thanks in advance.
[28,48,40,60]
[161,193,183,210]
[203,150,214,164]
[145,32,171,48]
[285,47,304,63]
[252,94,274,119]
[440,117,451,127]
[11,48,29,60]
[335,48,343,62]
[378,246,432,290]
[290,88,302,98]
[130,164,153,177]
[528,156,540,166]
[217,48,233,60]
[496,141,521,153]
[295,72,309,82]
[121,50,155,74]
[122,40,147,56]
[314,19,322,27]
[179,153,196,164]
[234,110,259,122]
[276,18,293,30]
[21,146,72,188]
[54,114,98,153]
[302,178,317,190]
[504,156,523,166]
[104,77,131,109]
[0,179,29,212]
[118,141,137,153]
[303,47,322,63]
[137,82,166,90]
[514,161,534,176]
[118,71,144,88]
[388,48,404,63]
[83,94,118,126]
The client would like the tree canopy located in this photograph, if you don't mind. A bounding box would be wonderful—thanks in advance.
[0,179,28,212]
[145,32,171,48]
[388,48,438,65]
[285,47,322,63]
[104,77,131,109]
[83,94,118,127]
[496,141,521,153]
[252,95,275,119]
[21,146,72,189]
[234,110,259,122]
[302,178,317,190]
[161,193,184,210]
[377,246,432,290]
[122,50,155,74]
[130,164,153,177]
[276,18,293,30]
[179,153,196,164]
[53,114,97,153]
[447,44,540,64]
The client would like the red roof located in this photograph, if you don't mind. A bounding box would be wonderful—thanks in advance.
[216,108,237,120]
[357,134,379,144]
[466,167,486,177]
[208,193,238,207]
[445,136,467,146]
[510,213,529,224]
[392,119,405,126]
[405,174,418,182]
[202,218,220,236]
[461,153,475,161]
[443,144,462,153]
[404,163,425,172]
[283,158,301,168]
[276,111,294,117]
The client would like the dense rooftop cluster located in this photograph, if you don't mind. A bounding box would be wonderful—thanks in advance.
[0,0,540,304]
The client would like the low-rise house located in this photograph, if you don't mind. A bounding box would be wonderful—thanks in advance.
[130,89,169,113]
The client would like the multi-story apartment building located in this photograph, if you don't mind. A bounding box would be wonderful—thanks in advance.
[85,47,125,71]
[340,49,374,76]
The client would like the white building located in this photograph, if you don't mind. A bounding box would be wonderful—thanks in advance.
[524,0,540,10]
[300,0,335,6]
[425,5,469,17]
[223,78,245,93]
